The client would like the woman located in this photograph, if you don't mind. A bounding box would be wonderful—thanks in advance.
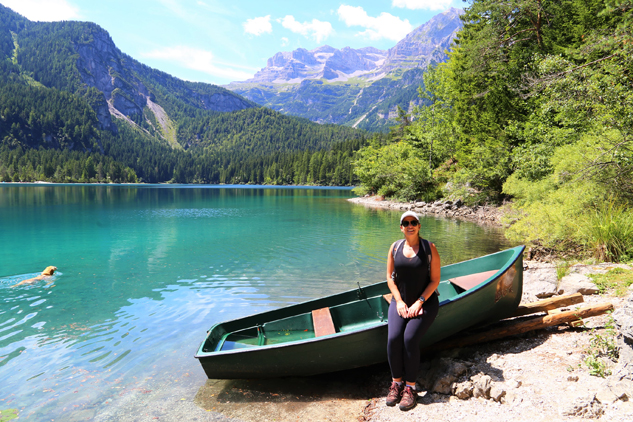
[385,211,440,411]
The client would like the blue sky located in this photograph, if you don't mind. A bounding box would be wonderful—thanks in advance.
[1,0,465,85]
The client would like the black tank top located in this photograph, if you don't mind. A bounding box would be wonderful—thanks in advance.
[394,239,430,306]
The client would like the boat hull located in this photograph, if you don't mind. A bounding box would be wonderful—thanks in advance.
[195,246,524,378]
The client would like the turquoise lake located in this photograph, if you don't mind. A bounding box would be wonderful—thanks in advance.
[0,184,514,420]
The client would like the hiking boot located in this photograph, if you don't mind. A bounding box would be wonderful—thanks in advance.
[399,385,418,411]
[385,382,403,406]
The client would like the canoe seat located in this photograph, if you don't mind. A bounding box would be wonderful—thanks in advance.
[449,270,499,291]
[312,307,336,337]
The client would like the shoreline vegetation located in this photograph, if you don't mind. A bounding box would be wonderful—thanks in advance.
[349,1,633,265]
[0,181,355,189]
[348,195,633,265]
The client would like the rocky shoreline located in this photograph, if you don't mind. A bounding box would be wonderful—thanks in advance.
[180,262,633,422]
[363,261,633,422]
[345,195,633,422]
[347,195,506,227]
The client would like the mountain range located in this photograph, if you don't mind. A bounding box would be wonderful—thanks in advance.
[0,4,462,185]
[0,4,361,185]
[228,8,463,131]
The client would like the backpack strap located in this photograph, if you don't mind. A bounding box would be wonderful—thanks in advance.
[420,238,432,273]
[392,239,406,260]
[391,239,406,282]
[421,238,440,297]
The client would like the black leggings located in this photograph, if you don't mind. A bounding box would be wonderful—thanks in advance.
[387,294,439,383]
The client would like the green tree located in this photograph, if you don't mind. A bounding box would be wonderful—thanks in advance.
[352,141,436,201]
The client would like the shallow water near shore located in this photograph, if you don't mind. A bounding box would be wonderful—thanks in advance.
[0,184,514,420]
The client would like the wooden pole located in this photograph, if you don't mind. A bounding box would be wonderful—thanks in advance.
[512,293,584,317]
[429,302,614,351]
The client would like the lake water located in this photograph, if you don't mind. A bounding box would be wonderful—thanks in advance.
[0,184,513,420]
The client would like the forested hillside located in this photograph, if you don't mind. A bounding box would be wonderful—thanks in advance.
[353,0,633,261]
[0,5,364,185]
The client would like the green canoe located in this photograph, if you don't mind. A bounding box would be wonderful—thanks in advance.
[195,245,525,379]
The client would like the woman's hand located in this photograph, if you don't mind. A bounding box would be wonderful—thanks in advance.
[396,300,408,318]
[407,300,423,318]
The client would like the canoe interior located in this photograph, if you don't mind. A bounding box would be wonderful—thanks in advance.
[213,296,391,352]
[198,246,524,357]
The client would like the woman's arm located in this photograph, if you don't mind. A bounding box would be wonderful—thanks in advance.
[387,242,408,318]
[408,242,441,317]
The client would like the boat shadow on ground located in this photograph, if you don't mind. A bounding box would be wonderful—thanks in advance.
[193,330,553,421]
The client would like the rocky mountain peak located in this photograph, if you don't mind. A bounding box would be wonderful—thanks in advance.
[227,8,464,131]
[231,8,463,87]
[239,44,388,84]
[382,7,464,72]
[70,24,253,134]
[312,45,338,54]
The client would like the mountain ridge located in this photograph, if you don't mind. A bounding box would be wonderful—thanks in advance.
[227,8,464,130]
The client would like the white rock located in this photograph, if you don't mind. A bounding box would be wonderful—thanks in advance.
[559,273,599,295]
[490,385,506,402]
[472,374,492,399]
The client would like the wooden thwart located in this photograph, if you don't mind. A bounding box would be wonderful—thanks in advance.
[312,307,336,337]
[448,270,499,291]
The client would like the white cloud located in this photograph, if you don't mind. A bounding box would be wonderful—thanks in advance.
[281,37,289,47]
[243,15,272,36]
[143,46,255,81]
[1,0,80,21]
[392,0,453,11]
[279,15,333,44]
[338,5,413,41]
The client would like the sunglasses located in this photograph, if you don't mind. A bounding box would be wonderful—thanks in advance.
[401,220,419,227]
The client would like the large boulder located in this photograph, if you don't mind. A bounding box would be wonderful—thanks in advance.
[559,273,599,295]
[522,262,559,300]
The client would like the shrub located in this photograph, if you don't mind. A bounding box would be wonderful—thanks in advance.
[353,141,437,201]
[578,201,633,263]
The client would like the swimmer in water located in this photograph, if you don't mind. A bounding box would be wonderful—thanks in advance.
[11,266,57,287]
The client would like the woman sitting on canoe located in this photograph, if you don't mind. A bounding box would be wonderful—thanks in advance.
[385,211,440,411]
